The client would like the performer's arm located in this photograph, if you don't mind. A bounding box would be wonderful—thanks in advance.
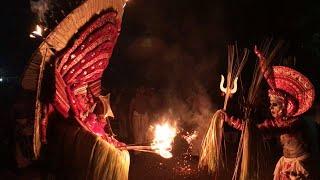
[222,112,244,131]
[256,119,278,130]
[222,111,301,132]
[257,118,301,131]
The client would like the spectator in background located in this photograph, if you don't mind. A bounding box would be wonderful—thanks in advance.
[129,87,151,145]
[13,92,34,168]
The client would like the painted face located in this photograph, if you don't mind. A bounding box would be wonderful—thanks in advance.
[269,96,286,118]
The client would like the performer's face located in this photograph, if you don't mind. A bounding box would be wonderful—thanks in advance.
[269,96,285,118]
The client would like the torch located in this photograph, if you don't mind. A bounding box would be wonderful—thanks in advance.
[119,121,177,159]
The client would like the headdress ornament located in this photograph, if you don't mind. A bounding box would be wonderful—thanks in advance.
[255,47,315,117]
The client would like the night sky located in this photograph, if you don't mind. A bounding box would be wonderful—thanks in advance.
[0,0,320,91]
[1,0,320,141]
[0,1,319,128]
[0,0,320,172]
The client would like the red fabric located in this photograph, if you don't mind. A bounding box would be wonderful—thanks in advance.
[51,11,121,144]
[269,66,315,117]
[225,115,244,130]
[40,103,54,143]
[225,116,301,131]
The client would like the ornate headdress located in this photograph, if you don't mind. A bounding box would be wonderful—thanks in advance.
[255,47,315,117]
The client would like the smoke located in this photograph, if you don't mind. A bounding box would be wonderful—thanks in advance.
[30,0,52,23]
[105,0,227,155]
[165,83,217,156]
[118,0,226,155]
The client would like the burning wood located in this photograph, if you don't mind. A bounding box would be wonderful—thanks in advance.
[150,122,177,159]
[119,145,156,154]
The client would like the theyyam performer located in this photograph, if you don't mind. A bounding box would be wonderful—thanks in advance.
[222,46,319,179]
[22,0,130,179]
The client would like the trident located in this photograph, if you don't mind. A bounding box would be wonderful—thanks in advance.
[220,72,238,110]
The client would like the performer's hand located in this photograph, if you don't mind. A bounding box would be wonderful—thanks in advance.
[218,109,228,121]
[256,123,263,129]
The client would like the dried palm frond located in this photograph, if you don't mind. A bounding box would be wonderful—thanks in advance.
[199,44,249,175]
[48,119,130,180]
[198,109,225,174]
[233,39,285,180]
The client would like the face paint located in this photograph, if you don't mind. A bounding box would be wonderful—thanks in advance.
[269,96,285,118]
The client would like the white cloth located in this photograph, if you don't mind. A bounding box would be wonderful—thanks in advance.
[273,154,310,180]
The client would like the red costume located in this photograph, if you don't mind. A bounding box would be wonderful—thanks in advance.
[22,1,130,179]
[224,48,318,179]
[42,11,124,147]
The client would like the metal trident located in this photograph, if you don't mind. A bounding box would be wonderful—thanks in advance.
[219,72,238,110]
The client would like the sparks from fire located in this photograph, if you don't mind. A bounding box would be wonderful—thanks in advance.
[182,131,198,145]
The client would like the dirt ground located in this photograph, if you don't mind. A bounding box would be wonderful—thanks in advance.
[0,134,278,180]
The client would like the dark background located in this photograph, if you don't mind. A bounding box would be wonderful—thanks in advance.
[0,0,320,178]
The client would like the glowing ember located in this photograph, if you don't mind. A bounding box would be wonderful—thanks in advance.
[151,122,177,159]
[30,25,43,38]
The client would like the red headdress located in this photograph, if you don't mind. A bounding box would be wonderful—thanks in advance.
[254,47,315,117]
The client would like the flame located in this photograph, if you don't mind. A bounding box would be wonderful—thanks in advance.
[151,122,177,159]
[30,25,43,38]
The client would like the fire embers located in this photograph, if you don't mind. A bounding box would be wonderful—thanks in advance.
[172,130,200,177]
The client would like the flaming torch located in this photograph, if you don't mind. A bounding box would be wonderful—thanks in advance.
[120,121,177,159]
[151,122,177,159]
[29,24,56,54]
[30,25,43,38]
